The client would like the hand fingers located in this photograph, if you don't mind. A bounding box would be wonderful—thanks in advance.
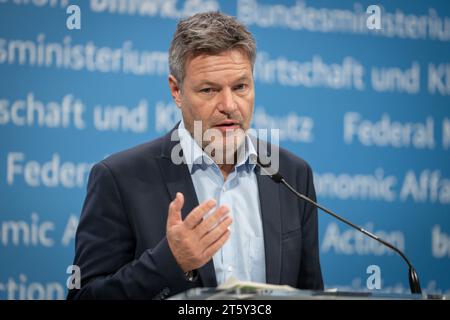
[202,228,231,258]
[196,205,230,237]
[167,192,184,227]
[183,198,216,229]
[200,215,232,248]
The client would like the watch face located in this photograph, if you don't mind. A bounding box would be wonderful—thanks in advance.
[185,271,196,282]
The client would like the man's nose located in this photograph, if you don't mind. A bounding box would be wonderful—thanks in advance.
[216,87,237,114]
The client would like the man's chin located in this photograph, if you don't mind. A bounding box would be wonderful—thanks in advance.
[204,137,246,165]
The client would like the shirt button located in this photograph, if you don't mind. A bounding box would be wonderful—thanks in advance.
[227,266,233,272]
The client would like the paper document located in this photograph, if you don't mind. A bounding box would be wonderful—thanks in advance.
[217,277,298,292]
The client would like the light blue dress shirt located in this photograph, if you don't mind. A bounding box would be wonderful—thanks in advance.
[178,120,266,285]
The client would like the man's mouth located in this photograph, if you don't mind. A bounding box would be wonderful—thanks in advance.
[213,120,241,132]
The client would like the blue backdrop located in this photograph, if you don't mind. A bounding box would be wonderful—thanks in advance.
[1,0,449,299]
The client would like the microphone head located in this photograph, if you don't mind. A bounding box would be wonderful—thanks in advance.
[270,172,283,183]
[256,156,271,168]
[256,156,284,184]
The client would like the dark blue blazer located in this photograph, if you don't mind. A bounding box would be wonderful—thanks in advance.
[68,126,323,299]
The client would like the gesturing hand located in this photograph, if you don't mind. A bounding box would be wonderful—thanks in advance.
[166,192,232,273]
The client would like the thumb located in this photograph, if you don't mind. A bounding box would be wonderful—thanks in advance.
[167,192,184,227]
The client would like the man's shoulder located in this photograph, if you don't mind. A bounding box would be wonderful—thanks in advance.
[97,133,170,171]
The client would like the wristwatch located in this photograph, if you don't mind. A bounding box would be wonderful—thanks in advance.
[184,270,198,282]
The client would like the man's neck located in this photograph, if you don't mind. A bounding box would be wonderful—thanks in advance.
[219,163,235,181]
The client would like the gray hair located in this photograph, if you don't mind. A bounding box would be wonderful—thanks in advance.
[169,11,256,85]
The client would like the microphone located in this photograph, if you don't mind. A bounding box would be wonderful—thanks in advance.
[256,158,422,294]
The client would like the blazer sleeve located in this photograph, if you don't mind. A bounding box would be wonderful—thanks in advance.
[67,162,192,299]
[297,163,324,290]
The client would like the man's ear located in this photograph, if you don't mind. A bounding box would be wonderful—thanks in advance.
[168,75,182,108]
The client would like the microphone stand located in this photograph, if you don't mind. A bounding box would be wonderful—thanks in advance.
[256,162,422,294]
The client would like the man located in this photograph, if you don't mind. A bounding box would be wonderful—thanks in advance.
[68,11,323,300]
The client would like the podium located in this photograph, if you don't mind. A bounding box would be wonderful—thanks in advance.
[170,287,447,300]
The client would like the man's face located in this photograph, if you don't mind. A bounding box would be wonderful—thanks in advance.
[169,49,254,162]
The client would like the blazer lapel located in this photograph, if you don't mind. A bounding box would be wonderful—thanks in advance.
[256,166,282,285]
[158,126,217,287]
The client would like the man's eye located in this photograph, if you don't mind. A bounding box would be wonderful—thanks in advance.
[234,84,247,91]
[200,88,213,94]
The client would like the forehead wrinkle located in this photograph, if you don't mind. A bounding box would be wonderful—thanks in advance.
[188,63,252,87]
[191,61,250,74]
[197,69,250,84]
[187,52,251,77]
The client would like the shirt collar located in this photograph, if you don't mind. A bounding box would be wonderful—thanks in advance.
[178,119,257,173]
